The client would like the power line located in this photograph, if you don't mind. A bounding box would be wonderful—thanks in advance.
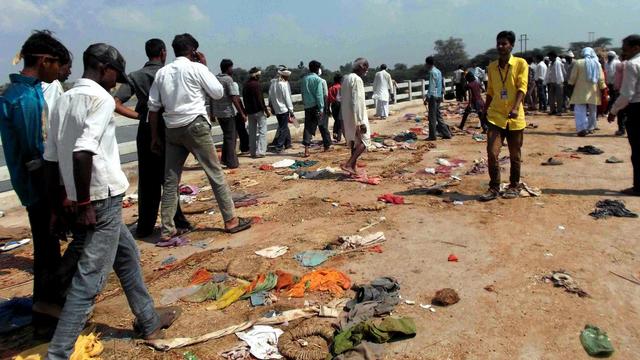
[519,34,530,53]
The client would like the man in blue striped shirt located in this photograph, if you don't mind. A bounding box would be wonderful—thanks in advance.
[424,56,452,140]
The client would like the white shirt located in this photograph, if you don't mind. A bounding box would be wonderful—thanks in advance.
[606,58,621,85]
[341,73,370,145]
[268,78,294,115]
[41,79,64,131]
[545,59,565,84]
[453,69,464,83]
[611,52,640,115]
[372,70,393,102]
[535,61,547,82]
[44,79,128,202]
[148,57,224,128]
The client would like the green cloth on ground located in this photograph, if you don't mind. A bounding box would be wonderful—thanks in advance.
[580,324,614,357]
[332,317,417,355]
[289,160,319,169]
[241,272,278,299]
[181,282,227,303]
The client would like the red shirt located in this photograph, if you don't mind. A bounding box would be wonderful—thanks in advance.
[328,83,341,104]
[467,80,485,108]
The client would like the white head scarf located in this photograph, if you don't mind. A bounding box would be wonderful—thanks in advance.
[581,47,599,84]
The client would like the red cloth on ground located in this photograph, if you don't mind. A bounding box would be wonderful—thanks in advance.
[377,194,405,204]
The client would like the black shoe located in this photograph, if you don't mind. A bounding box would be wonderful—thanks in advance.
[479,189,499,202]
[426,137,437,141]
[615,130,626,136]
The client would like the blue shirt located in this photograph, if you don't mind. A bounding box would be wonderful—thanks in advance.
[0,74,46,206]
[300,73,324,111]
[427,67,443,98]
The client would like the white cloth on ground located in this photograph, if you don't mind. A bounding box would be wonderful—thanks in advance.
[235,325,283,360]
[271,159,296,168]
[338,232,386,250]
[341,73,371,147]
[255,246,288,258]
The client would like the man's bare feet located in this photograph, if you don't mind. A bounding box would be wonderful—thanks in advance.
[340,163,357,175]
[303,147,310,158]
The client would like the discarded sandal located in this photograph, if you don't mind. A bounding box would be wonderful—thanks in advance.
[541,157,563,166]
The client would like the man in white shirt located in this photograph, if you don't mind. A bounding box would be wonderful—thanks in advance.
[148,33,252,239]
[453,65,465,101]
[44,43,180,360]
[42,56,72,126]
[606,50,622,114]
[608,34,640,196]
[545,51,565,115]
[372,64,393,119]
[268,65,294,153]
[535,55,548,111]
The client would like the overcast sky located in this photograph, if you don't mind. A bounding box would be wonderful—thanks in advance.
[1,0,638,79]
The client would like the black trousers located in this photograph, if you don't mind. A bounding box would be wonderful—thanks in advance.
[331,102,343,142]
[235,113,250,153]
[218,116,239,168]
[302,106,332,149]
[273,112,292,150]
[136,121,189,237]
[459,100,488,131]
[455,83,465,102]
[626,103,640,191]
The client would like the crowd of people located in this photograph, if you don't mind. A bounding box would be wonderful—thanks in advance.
[0,28,639,359]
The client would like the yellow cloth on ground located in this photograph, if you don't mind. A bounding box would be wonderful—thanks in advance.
[486,55,529,130]
[14,332,103,360]
[206,285,246,310]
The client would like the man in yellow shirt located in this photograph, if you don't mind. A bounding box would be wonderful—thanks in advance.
[480,31,529,202]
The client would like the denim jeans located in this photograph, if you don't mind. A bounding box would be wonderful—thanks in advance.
[536,80,547,110]
[248,112,267,156]
[162,116,236,238]
[47,194,160,360]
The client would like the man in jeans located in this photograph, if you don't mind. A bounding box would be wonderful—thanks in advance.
[301,60,332,157]
[114,38,192,238]
[609,34,640,196]
[242,67,271,158]
[424,56,452,141]
[480,31,529,202]
[44,43,180,359]
[148,34,252,241]
[211,58,246,168]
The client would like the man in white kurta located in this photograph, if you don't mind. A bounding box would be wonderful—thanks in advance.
[340,58,371,175]
[372,64,393,118]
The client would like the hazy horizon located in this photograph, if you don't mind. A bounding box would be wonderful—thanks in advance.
[1,0,638,80]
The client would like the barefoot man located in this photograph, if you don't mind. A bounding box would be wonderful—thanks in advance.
[341,58,370,175]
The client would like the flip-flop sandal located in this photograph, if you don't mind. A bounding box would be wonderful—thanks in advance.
[133,306,182,339]
[225,217,253,234]
[156,236,189,247]
[541,157,563,166]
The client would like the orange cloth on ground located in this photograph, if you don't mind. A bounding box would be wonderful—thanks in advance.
[190,268,213,285]
[287,268,351,298]
[275,270,296,292]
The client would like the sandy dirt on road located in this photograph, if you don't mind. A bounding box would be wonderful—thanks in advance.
[1,102,639,360]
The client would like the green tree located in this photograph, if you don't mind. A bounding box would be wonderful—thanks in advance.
[432,37,469,75]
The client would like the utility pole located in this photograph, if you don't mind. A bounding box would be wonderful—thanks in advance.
[588,32,595,43]
[519,34,530,53]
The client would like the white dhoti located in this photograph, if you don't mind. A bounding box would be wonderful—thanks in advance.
[341,73,371,148]
[375,99,389,118]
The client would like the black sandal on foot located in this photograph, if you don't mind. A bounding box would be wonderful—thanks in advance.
[225,217,253,234]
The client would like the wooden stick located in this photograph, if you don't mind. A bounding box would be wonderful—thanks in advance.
[610,271,640,286]
[439,240,468,248]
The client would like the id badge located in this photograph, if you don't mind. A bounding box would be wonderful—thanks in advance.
[500,89,508,100]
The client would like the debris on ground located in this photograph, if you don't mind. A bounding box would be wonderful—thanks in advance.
[287,269,351,298]
[336,231,386,250]
[183,351,199,360]
[447,254,458,262]
[14,331,104,360]
[156,236,189,248]
[272,159,296,168]
[543,270,590,297]
[589,199,638,219]
[541,157,563,166]
[0,297,32,334]
[179,184,200,195]
[576,145,604,155]
[277,321,334,360]
[580,324,614,357]
[357,217,386,233]
[332,317,417,356]
[294,249,338,267]
[0,238,31,252]
[235,325,283,360]
[255,245,289,259]
[259,164,274,171]
[432,288,460,306]
[606,156,624,164]
[377,193,405,204]
[355,203,387,211]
